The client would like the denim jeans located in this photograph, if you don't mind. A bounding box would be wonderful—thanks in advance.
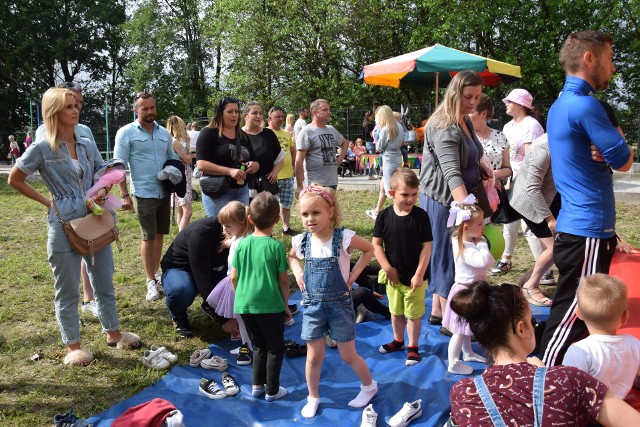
[202,185,249,218]
[162,268,198,319]
[47,220,119,345]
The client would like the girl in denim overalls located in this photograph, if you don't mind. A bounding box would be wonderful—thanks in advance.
[289,184,378,418]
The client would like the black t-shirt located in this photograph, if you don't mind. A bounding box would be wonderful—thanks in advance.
[160,217,229,298]
[373,205,433,284]
[195,127,254,176]
[363,122,375,142]
[246,128,282,188]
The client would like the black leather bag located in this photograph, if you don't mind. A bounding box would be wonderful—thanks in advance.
[470,180,493,219]
[255,176,279,195]
[200,176,229,197]
[490,188,521,224]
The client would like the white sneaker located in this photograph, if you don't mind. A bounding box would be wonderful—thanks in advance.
[146,279,161,301]
[361,404,378,427]
[365,209,378,220]
[201,355,228,371]
[388,399,422,427]
[356,305,369,324]
[81,300,99,318]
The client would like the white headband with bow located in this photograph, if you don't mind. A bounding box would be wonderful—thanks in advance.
[447,194,478,227]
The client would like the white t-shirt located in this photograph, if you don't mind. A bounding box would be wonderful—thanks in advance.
[563,333,640,398]
[292,228,355,283]
[502,115,544,176]
[187,130,200,151]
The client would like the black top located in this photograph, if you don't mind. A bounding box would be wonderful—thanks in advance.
[195,127,255,177]
[246,128,282,189]
[160,217,229,298]
[373,206,433,284]
[363,122,375,142]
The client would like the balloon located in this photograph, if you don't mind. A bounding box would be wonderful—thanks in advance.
[483,224,504,260]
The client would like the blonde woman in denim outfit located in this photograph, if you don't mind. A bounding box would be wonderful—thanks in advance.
[8,88,140,366]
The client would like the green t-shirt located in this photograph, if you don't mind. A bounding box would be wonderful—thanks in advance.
[232,235,288,314]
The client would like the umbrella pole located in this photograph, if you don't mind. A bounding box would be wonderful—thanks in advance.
[435,72,439,106]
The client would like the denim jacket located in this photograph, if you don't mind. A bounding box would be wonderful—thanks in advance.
[16,134,107,224]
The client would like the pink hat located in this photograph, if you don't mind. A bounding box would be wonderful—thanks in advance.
[502,89,534,109]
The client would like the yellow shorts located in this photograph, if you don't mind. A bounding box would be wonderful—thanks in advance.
[379,270,426,320]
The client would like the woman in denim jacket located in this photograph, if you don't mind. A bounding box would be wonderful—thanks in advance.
[8,87,140,366]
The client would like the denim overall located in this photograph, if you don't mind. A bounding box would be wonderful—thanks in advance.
[300,228,356,342]
[473,367,547,427]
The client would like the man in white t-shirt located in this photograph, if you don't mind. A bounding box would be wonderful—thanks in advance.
[294,99,347,193]
[293,107,309,138]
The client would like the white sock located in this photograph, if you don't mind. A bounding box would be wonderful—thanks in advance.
[348,380,378,408]
[462,352,486,363]
[448,359,473,375]
[252,385,265,397]
[301,396,321,418]
[265,386,288,402]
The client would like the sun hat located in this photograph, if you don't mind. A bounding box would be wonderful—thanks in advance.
[502,89,534,109]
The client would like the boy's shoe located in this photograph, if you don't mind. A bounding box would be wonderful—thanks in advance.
[53,409,92,427]
[199,378,227,399]
[81,300,99,318]
[365,209,378,220]
[200,301,218,321]
[189,348,211,367]
[539,271,555,285]
[174,316,194,338]
[201,355,228,371]
[237,344,252,365]
[405,347,421,366]
[361,404,378,427]
[221,372,240,396]
[490,259,512,276]
[388,399,422,427]
[379,340,405,354]
[146,279,161,301]
[288,304,299,315]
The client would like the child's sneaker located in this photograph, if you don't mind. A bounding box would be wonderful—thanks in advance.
[360,404,378,427]
[490,259,511,276]
[221,372,240,396]
[237,344,252,366]
[405,347,421,366]
[388,399,422,427]
[379,340,405,354]
[201,355,228,371]
[145,279,161,301]
[189,348,211,367]
[81,300,99,318]
[199,378,226,399]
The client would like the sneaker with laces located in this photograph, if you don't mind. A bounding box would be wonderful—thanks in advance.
[388,399,422,427]
[221,372,240,396]
[199,378,227,399]
[539,271,555,285]
[360,404,378,427]
[365,209,378,220]
[237,344,252,365]
[490,259,512,276]
[146,279,161,301]
[201,355,228,370]
[81,300,99,318]
[174,316,194,338]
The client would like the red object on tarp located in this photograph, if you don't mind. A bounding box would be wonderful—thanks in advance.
[112,398,177,427]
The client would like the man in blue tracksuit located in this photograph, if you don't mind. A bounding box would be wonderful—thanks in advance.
[541,30,634,366]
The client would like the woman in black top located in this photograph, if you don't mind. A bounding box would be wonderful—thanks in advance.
[196,97,259,218]
[241,102,284,201]
[362,111,375,154]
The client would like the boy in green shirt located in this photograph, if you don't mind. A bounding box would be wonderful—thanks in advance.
[232,192,291,401]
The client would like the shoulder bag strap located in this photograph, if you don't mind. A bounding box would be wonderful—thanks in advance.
[532,367,547,427]
[473,374,508,427]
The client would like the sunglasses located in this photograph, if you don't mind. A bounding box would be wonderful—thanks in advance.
[134,91,153,101]
[217,96,240,110]
[58,81,82,91]
[268,106,285,116]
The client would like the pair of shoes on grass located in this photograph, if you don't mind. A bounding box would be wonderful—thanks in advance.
[142,345,178,370]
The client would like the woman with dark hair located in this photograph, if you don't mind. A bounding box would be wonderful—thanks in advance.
[362,111,375,154]
[241,102,285,202]
[418,71,491,324]
[448,281,640,426]
[196,97,259,218]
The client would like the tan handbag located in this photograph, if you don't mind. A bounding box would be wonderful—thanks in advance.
[52,199,121,266]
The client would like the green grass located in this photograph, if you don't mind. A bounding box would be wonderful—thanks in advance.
[0,178,638,425]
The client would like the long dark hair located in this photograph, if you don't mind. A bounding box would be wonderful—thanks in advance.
[362,110,373,127]
[208,96,241,137]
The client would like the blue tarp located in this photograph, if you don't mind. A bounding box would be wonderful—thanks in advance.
[88,292,549,426]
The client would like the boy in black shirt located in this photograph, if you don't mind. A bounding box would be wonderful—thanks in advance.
[372,168,432,366]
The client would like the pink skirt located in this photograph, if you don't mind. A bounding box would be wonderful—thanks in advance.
[206,276,239,320]
[442,282,473,336]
